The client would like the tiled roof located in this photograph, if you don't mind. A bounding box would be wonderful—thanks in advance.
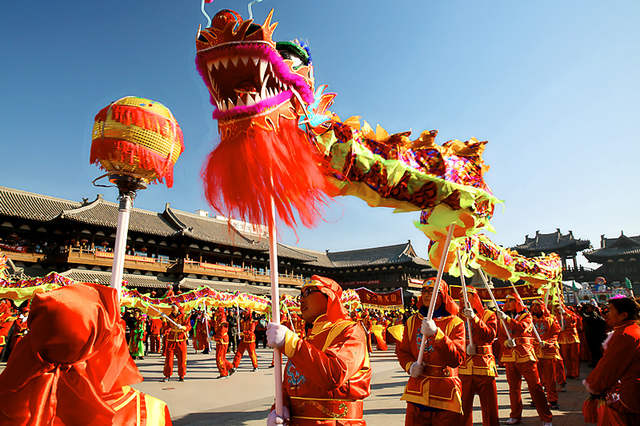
[166,208,263,251]
[60,268,175,289]
[327,242,431,268]
[60,196,178,237]
[513,229,590,253]
[276,245,335,268]
[165,208,316,261]
[179,277,299,296]
[0,186,81,221]
[584,233,640,262]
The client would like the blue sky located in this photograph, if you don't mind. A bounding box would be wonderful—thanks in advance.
[1,1,639,266]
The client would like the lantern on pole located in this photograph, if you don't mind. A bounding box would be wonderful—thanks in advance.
[90,96,184,299]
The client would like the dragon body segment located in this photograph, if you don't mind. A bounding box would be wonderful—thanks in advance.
[195,9,562,290]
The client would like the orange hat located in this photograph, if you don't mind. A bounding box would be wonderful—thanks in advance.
[302,275,349,322]
[421,277,459,316]
[465,286,485,316]
[0,283,141,424]
[506,291,526,313]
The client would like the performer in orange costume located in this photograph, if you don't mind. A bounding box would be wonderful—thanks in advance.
[149,316,164,353]
[458,287,499,426]
[192,308,211,354]
[0,302,16,361]
[583,297,640,426]
[557,304,580,379]
[0,283,171,425]
[396,278,465,425]
[162,304,191,382]
[497,293,552,425]
[214,307,235,377]
[233,309,258,371]
[266,275,371,425]
[531,299,562,409]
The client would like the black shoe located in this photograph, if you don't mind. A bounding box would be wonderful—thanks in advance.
[252,367,257,372]
[268,364,274,369]
[161,377,168,382]
[229,368,236,376]
[178,377,185,382]
[550,401,560,410]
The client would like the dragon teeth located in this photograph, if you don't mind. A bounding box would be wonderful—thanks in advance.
[259,60,268,83]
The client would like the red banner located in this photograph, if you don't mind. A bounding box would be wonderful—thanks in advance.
[355,287,404,308]
[448,284,541,303]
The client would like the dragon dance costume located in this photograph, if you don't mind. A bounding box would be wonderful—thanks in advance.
[557,305,581,379]
[163,308,191,380]
[214,307,234,377]
[396,278,465,425]
[531,300,562,407]
[458,288,499,426]
[0,283,171,425]
[499,294,552,423]
[233,309,259,370]
[278,276,371,425]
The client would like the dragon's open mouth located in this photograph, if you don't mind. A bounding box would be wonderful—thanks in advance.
[201,41,314,121]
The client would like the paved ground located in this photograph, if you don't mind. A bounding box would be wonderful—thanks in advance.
[129,345,588,425]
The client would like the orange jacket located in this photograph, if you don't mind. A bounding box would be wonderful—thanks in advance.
[162,314,190,342]
[396,312,465,413]
[557,310,580,344]
[459,310,498,376]
[499,311,537,363]
[533,314,561,360]
[239,318,256,343]
[280,314,371,422]
[214,318,229,344]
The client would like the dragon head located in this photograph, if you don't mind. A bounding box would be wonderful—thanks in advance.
[196,9,331,229]
[196,9,321,137]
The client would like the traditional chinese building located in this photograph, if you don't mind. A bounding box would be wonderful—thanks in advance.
[583,232,640,292]
[0,186,433,294]
[511,229,592,281]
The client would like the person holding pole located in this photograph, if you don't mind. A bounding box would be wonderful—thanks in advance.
[162,304,191,382]
[557,303,580,379]
[396,277,466,424]
[213,307,235,378]
[233,309,259,371]
[266,275,371,425]
[498,292,552,425]
[457,286,499,426]
[531,299,562,410]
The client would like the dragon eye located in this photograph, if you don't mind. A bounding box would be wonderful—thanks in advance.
[276,41,310,69]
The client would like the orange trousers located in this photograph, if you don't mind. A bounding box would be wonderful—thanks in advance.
[504,361,552,422]
[216,342,234,376]
[149,334,161,353]
[164,340,187,378]
[554,356,566,385]
[233,340,258,369]
[560,342,580,378]
[405,402,463,425]
[460,374,499,426]
[537,358,558,403]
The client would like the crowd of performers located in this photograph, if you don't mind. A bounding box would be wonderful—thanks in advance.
[0,276,638,425]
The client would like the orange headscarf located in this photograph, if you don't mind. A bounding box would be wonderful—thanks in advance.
[506,291,526,313]
[302,275,349,322]
[0,283,142,425]
[465,286,485,316]
[421,277,459,316]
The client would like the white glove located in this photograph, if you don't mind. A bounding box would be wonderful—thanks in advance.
[466,343,476,356]
[420,318,438,337]
[266,322,291,349]
[497,310,509,321]
[462,308,476,319]
[409,361,423,378]
[267,406,290,426]
[504,339,516,348]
